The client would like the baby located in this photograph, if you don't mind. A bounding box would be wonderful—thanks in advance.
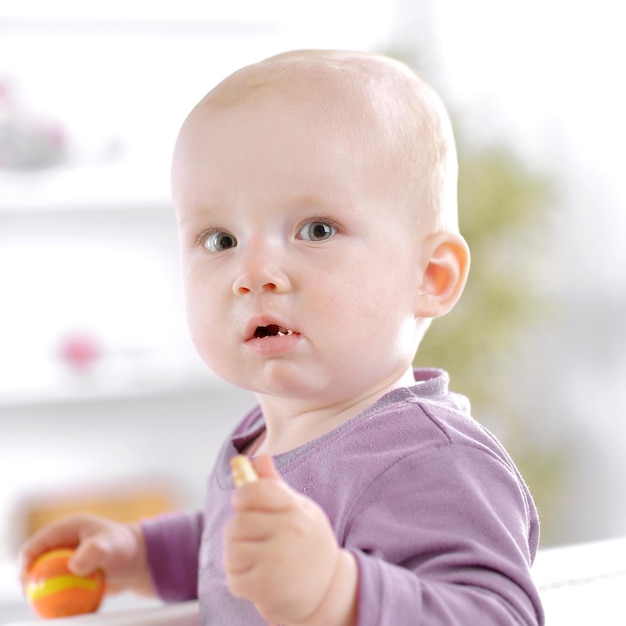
[20,50,543,625]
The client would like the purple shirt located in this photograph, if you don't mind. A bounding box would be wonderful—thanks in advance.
[143,369,543,625]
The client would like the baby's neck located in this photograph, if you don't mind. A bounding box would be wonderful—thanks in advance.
[253,368,416,455]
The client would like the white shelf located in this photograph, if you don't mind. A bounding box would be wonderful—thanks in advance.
[0,162,172,214]
[0,353,222,408]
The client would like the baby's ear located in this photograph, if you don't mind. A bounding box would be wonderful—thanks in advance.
[415,231,470,319]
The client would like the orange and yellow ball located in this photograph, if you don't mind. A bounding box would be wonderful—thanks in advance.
[25,548,105,618]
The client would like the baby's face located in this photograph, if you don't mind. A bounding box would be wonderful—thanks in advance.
[172,94,426,405]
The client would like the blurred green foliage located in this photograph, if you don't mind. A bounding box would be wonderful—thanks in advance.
[417,139,550,404]
[381,43,574,544]
[414,132,571,545]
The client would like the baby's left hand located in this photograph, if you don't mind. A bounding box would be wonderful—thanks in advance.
[223,455,357,626]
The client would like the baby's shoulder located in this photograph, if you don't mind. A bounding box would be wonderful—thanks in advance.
[324,393,520,489]
[346,391,494,455]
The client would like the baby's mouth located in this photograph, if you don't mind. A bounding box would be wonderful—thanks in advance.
[254,325,294,338]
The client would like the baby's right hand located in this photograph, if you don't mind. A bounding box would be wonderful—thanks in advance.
[19,513,155,597]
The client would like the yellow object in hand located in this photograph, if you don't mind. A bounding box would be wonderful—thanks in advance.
[231,455,259,487]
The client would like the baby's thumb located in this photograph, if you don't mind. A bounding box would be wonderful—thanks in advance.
[68,540,107,577]
[253,454,282,481]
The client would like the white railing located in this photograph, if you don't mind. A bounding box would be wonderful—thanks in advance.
[5,601,201,626]
[533,535,626,625]
[6,536,626,625]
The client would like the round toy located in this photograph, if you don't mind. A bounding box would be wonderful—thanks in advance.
[25,548,105,618]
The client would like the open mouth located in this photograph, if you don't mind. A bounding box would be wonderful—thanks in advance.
[253,324,294,338]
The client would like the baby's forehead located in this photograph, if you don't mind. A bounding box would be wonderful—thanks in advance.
[201,50,420,120]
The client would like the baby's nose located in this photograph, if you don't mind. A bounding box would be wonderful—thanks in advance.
[232,245,290,295]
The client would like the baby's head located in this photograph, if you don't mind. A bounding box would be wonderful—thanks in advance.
[177,49,459,236]
[171,50,469,400]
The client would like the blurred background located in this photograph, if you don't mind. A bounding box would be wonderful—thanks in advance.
[1,0,625,618]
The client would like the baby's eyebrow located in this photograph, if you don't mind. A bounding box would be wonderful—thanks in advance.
[283,196,357,225]
[176,203,224,227]
[288,189,351,208]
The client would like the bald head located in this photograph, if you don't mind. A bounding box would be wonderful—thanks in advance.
[176,49,459,233]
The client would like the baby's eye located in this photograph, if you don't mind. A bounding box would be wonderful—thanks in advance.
[203,231,237,252]
[298,221,337,242]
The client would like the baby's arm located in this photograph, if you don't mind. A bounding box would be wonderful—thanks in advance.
[19,513,155,597]
[345,445,543,626]
[225,455,358,626]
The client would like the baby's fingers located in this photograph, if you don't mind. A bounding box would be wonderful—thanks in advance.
[251,455,282,481]
[19,515,93,580]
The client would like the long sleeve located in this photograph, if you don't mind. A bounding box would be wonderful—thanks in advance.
[142,511,204,602]
[345,444,543,625]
